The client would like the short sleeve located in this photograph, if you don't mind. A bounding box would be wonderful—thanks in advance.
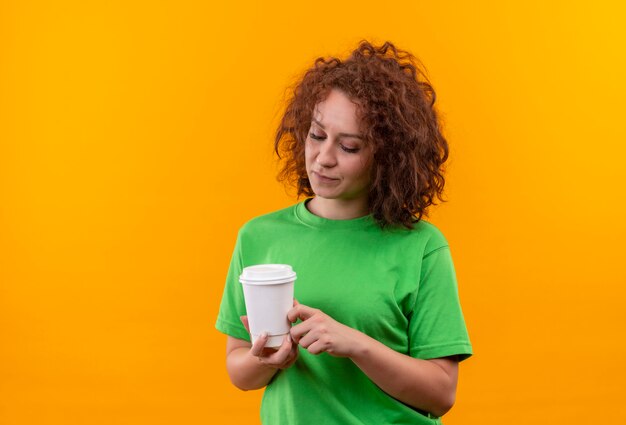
[215,230,251,342]
[408,246,473,361]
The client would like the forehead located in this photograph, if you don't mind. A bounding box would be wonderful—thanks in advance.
[313,89,362,132]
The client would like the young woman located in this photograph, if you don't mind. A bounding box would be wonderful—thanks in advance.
[216,40,472,424]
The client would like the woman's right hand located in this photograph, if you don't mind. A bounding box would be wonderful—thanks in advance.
[240,315,299,370]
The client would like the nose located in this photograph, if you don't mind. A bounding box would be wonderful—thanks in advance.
[315,141,337,168]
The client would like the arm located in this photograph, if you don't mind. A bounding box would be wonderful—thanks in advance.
[349,333,458,417]
[225,336,279,390]
[288,304,458,417]
[225,317,299,391]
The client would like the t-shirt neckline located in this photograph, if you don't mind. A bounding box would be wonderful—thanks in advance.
[294,198,376,230]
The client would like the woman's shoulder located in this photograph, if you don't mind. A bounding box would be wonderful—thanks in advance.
[238,203,299,236]
[408,219,450,253]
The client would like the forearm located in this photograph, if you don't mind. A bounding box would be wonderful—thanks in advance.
[226,347,279,391]
[349,332,456,417]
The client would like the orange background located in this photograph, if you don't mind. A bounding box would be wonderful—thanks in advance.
[1,1,625,423]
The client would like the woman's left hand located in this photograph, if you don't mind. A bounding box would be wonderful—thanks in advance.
[288,302,362,357]
[288,301,459,417]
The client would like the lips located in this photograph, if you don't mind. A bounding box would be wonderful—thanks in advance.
[312,171,339,182]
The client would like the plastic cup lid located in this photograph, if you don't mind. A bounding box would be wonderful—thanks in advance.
[239,264,297,285]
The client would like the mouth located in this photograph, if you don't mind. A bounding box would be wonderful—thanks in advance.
[312,171,339,182]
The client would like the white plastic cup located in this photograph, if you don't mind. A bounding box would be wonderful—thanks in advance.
[239,264,296,348]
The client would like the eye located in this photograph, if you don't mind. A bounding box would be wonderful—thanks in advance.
[340,144,360,154]
[309,132,325,141]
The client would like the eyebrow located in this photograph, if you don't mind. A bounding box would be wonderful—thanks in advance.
[311,118,363,140]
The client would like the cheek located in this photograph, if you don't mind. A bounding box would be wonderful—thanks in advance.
[304,138,318,161]
[355,161,373,185]
[304,139,310,155]
[344,161,367,182]
[304,140,314,172]
[355,155,372,175]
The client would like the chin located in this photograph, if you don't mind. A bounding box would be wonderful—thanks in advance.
[312,190,339,199]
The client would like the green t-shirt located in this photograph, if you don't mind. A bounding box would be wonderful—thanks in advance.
[216,200,472,424]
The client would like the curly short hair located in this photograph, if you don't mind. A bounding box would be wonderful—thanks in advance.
[274,40,449,229]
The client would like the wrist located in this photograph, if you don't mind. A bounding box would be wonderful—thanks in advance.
[347,328,371,360]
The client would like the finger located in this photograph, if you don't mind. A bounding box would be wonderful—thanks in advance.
[249,332,268,357]
[289,322,311,344]
[289,320,319,345]
[279,335,301,369]
[280,345,299,369]
[305,339,327,355]
[287,304,317,323]
[293,298,300,306]
[259,335,292,368]
[240,315,250,333]
[296,328,319,349]
[265,334,293,364]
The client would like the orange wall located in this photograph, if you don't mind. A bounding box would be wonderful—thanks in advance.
[1,1,625,423]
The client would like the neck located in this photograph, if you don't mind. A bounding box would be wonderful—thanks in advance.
[306,196,369,220]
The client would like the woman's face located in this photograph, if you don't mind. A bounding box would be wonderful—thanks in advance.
[305,89,373,204]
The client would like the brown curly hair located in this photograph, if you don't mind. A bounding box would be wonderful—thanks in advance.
[274,40,449,229]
